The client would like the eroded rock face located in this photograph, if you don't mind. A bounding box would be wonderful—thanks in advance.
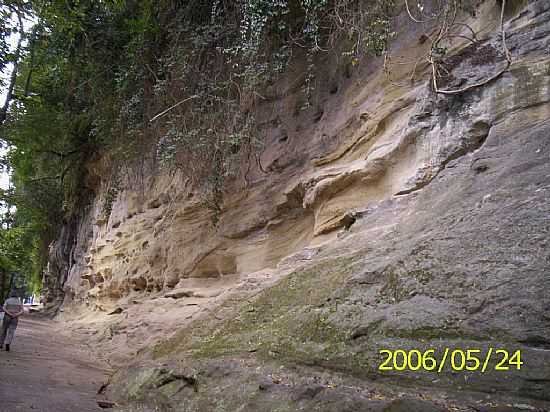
[48,1,550,410]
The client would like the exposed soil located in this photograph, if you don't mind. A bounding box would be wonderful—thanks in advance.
[0,315,112,412]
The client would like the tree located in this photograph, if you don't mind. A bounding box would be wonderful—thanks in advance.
[0,0,32,125]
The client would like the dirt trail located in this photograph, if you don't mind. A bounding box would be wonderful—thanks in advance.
[0,315,111,412]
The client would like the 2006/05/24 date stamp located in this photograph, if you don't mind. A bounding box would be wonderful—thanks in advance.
[379,349,523,373]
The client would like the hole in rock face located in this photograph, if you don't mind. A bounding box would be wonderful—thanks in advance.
[279,134,289,143]
[229,143,240,154]
[473,163,489,173]
[131,276,147,291]
[469,120,491,147]
[343,213,357,230]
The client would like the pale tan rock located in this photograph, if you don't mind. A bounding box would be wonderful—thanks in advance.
[45,5,550,391]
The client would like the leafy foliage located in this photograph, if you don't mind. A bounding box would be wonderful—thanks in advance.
[149,0,395,213]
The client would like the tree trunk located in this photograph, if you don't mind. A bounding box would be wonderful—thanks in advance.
[23,25,39,98]
[7,272,15,296]
[0,270,5,303]
[0,9,24,125]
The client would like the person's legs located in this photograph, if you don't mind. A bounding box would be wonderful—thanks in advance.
[5,317,18,348]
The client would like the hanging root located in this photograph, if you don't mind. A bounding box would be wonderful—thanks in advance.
[430,0,512,95]
[386,0,512,95]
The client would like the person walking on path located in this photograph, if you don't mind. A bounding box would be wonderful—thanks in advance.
[1,291,24,351]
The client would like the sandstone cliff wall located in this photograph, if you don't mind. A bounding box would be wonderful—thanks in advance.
[49,1,550,410]
[50,1,506,307]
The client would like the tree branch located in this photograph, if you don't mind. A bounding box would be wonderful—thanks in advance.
[0,8,24,125]
[149,95,199,123]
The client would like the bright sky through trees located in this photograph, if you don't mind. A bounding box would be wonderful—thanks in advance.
[0,12,33,191]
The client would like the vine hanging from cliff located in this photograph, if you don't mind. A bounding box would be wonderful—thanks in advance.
[148,0,396,215]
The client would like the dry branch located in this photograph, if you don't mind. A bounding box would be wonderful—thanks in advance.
[149,95,199,123]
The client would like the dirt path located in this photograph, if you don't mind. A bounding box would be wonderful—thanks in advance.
[0,315,112,412]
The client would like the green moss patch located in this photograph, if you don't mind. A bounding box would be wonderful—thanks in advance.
[152,254,379,374]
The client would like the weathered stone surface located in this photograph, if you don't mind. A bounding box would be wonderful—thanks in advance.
[45,1,550,410]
